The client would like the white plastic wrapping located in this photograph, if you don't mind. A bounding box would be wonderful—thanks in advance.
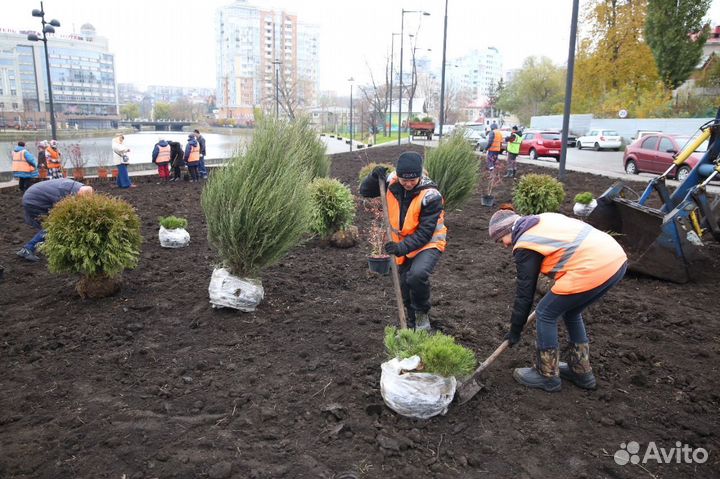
[380,356,457,420]
[208,267,264,312]
[159,226,190,248]
[573,199,597,217]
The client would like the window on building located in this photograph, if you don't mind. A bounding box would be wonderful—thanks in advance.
[12,103,18,110]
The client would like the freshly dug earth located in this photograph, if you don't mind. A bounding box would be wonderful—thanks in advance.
[1,144,719,479]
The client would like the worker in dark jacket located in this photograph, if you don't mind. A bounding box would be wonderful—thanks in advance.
[488,209,627,392]
[360,151,447,331]
[194,129,207,179]
[168,140,185,182]
[16,179,94,262]
[151,139,171,181]
[183,134,201,182]
[12,141,38,192]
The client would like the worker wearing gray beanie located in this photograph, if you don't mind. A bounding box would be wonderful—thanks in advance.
[489,208,627,393]
[359,151,447,331]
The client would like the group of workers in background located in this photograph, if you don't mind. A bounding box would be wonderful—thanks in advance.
[11,128,208,191]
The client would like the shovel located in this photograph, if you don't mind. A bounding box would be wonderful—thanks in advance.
[456,312,537,405]
[379,179,407,330]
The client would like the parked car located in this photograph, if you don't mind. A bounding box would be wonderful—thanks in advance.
[457,123,486,149]
[566,134,577,147]
[519,130,562,161]
[623,134,708,181]
[631,130,662,141]
[577,129,622,151]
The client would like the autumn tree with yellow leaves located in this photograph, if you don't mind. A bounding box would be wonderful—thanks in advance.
[572,0,672,118]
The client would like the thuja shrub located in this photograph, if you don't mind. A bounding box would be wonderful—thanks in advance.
[384,326,477,378]
[574,192,594,205]
[159,215,188,229]
[308,178,355,238]
[287,116,330,179]
[202,117,312,278]
[41,194,141,298]
[358,162,394,185]
[424,131,480,211]
[513,173,566,215]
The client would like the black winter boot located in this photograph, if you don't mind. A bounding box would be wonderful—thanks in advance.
[405,308,416,330]
[415,311,432,332]
[513,347,561,392]
[560,342,596,389]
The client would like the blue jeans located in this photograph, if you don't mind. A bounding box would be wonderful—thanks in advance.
[23,203,48,252]
[535,262,627,349]
[198,156,207,178]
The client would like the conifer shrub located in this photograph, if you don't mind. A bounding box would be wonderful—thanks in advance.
[158,216,188,230]
[573,192,594,205]
[201,117,312,278]
[384,326,477,378]
[424,131,480,211]
[287,116,330,179]
[308,178,356,238]
[358,162,394,185]
[513,173,566,215]
[40,194,142,298]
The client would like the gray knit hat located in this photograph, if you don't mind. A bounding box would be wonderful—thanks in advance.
[489,209,520,242]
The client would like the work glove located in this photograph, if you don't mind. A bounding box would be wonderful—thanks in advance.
[504,323,524,347]
[372,166,388,181]
[384,241,406,257]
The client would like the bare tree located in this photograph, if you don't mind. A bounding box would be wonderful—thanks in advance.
[358,59,389,140]
[442,81,472,125]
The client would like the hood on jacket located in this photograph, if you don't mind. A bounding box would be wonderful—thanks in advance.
[14,146,27,152]
[186,139,198,147]
[157,140,169,147]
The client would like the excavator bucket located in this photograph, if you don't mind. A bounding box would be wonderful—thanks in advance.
[587,183,697,283]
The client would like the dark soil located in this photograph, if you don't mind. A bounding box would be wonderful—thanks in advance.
[1,144,719,478]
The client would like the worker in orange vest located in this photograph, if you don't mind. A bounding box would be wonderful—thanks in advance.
[12,141,39,192]
[484,122,503,171]
[46,139,64,179]
[488,208,627,392]
[360,151,447,331]
[152,139,171,181]
[184,134,201,182]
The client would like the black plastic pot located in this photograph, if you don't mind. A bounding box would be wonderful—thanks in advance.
[480,195,495,207]
[367,256,391,275]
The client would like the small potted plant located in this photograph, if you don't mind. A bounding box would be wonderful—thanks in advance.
[480,164,506,207]
[96,150,111,182]
[158,215,190,248]
[365,199,391,275]
[67,143,87,181]
[573,192,597,217]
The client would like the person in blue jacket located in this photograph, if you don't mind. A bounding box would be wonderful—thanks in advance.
[11,141,39,192]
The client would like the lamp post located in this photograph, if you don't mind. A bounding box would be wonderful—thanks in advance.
[27,1,60,140]
[398,9,430,145]
[387,32,400,138]
[349,77,354,152]
[438,0,449,140]
[272,59,282,119]
[559,0,580,182]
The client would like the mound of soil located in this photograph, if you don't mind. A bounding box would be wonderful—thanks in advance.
[1,144,718,478]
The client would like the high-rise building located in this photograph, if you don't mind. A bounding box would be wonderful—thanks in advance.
[448,47,503,103]
[0,24,118,130]
[216,0,320,122]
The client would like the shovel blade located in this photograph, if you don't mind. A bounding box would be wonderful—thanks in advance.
[455,377,483,405]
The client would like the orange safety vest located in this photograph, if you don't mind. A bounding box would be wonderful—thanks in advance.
[386,177,447,265]
[46,147,61,168]
[513,213,627,295]
[12,149,35,173]
[156,145,171,164]
[187,144,200,163]
[489,129,503,152]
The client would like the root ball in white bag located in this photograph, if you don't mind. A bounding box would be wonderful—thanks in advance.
[208,267,264,312]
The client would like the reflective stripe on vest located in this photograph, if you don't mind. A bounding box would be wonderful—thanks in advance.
[385,178,447,265]
[513,213,627,294]
[46,147,61,168]
[12,149,34,173]
[489,129,503,152]
[507,133,522,154]
[188,144,200,163]
[156,145,171,164]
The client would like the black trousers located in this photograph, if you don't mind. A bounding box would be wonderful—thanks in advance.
[398,248,441,315]
[18,177,34,192]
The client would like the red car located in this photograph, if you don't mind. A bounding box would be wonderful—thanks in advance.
[519,130,562,161]
[623,134,708,181]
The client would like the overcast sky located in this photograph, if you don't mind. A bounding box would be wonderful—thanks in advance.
[4,0,720,93]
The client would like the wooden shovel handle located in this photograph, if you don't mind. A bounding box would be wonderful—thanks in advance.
[473,311,537,376]
[379,180,407,330]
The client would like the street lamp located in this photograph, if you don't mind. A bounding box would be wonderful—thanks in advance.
[27,1,60,140]
[387,33,400,138]
[438,0,449,140]
[398,9,430,145]
[348,77,354,152]
[272,59,282,119]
